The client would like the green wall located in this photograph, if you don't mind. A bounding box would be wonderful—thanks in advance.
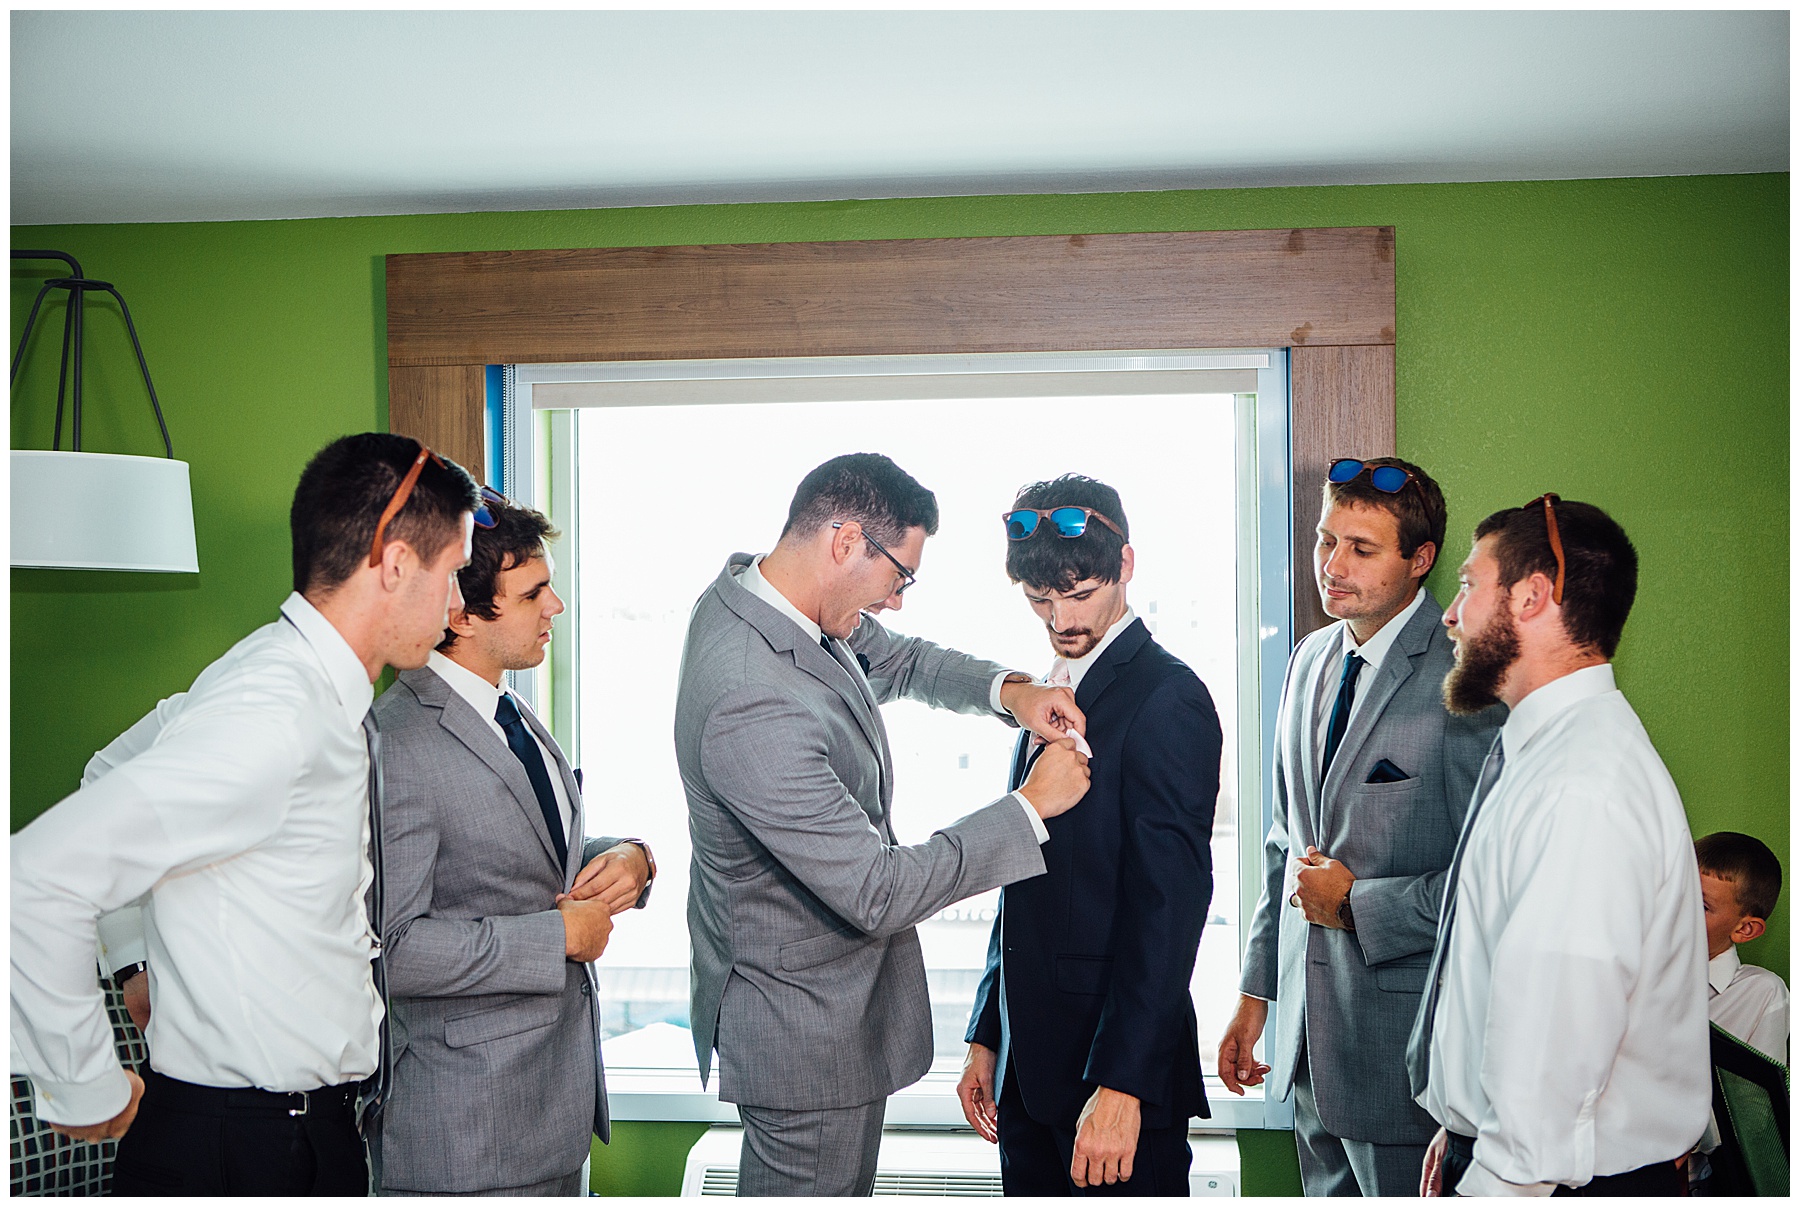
[13,173,1788,1193]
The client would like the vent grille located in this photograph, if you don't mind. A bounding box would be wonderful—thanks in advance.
[697,1166,1003,1197]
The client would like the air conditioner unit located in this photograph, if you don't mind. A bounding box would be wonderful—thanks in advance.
[680,1127,1240,1196]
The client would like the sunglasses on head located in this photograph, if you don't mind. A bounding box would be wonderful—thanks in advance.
[1002,506,1125,542]
[368,442,502,568]
[1327,458,1421,497]
[1527,492,1567,605]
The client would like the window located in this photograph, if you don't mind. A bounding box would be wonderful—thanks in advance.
[503,352,1292,1127]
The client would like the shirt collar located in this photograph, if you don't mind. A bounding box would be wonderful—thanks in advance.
[280,592,375,731]
[1501,662,1618,760]
[1054,607,1137,693]
[1708,945,1742,996]
[1344,587,1426,673]
[428,649,506,723]
[740,554,824,644]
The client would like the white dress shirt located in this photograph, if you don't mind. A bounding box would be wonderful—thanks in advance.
[1708,945,1788,1062]
[10,593,384,1125]
[1312,587,1426,758]
[739,556,1048,843]
[1421,663,1711,1195]
[426,650,574,841]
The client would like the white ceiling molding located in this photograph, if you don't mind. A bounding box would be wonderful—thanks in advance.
[11,9,1789,226]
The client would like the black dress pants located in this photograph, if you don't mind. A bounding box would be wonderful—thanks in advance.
[996,1060,1192,1197]
[1442,1131,1684,1197]
[109,1070,368,1196]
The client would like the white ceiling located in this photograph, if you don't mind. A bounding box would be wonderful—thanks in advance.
[11,9,1789,226]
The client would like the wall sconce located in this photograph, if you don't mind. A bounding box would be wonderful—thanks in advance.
[10,249,198,573]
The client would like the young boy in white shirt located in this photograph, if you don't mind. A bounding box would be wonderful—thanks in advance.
[1696,831,1787,1061]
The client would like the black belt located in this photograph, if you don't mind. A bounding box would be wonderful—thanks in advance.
[143,1069,361,1118]
[1443,1132,1683,1197]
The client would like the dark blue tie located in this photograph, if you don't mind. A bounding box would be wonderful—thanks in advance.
[1322,648,1366,772]
[359,713,391,1131]
[495,693,568,870]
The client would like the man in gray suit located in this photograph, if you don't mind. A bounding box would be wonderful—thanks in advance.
[374,494,654,1195]
[1216,457,1502,1196]
[675,453,1093,1196]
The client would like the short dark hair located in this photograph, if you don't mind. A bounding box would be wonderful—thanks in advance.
[780,453,939,548]
[1004,474,1129,591]
[1472,497,1638,658]
[290,433,481,594]
[1696,832,1783,921]
[438,497,560,652]
[1324,456,1447,566]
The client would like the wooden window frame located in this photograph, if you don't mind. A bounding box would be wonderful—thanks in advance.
[384,228,1395,635]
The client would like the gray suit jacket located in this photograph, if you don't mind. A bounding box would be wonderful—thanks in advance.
[372,667,623,1193]
[675,555,1047,1111]
[1239,594,1502,1144]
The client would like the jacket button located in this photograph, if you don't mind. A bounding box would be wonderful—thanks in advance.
[580,979,591,996]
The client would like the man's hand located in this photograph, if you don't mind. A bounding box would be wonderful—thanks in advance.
[1217,995,1272,1095]
[1421,1126,1448,1196]
[956,1043,999,1143]
[1071,1086,1140,1188]
[999,677,1087,746]
[1017,739,1090,819]
[557,896,615,962]
[565,843,651,914]
[47,1069,144,1144]
[1293,846,1356,928]
[120,970,150,1034]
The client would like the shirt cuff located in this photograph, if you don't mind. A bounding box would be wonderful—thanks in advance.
[1454,1158,1558,1197]
[30,1066,133,1129]
[1012,791,1050,844]
[990,670,1030,716]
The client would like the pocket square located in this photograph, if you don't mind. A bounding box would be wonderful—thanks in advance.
[1367,758,1411,784]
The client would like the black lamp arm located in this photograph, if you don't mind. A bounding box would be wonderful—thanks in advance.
[9,249,173,459]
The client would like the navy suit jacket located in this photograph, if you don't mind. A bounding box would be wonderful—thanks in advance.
[966,618,1221,1130]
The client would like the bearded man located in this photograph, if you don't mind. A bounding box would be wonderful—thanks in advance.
[1409,495,1709,1196]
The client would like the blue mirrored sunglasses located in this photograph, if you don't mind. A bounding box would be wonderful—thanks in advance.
[1327,458,1416,495]
[1001,506,1126,542]
[472,485,506,529]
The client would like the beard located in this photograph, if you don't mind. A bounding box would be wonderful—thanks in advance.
[1047,627,1100,659]
[1443,605,1520,715]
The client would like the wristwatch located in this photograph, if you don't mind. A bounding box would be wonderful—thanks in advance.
[620,839,656,910]
[1336,891,1356,932]
[111,961,147,989]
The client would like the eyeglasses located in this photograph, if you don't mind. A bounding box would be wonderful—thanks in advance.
[1327,458,1422,497]
[1527,492,1567,604]
[1001,506,1126,542]
[832,521,917,596]
[369,441,497,568]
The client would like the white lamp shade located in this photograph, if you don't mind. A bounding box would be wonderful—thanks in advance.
[12,450,200,573]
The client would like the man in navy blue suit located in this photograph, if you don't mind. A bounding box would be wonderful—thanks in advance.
[957,475,1222,1195]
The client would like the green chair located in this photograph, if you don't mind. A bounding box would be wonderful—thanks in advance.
[1705,1022,1789,1196]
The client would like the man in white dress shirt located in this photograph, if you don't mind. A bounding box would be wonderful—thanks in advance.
[1411,494,1710,1197]
[10,433,481,1195]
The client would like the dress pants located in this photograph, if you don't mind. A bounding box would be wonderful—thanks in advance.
[1292,1041,1429,1196]
[1442,1131,1685,1196]
[385,1168,587,1196]
[996,1059,1193,1197]
[108,1069,368,1196]
[736,1099,887,1196]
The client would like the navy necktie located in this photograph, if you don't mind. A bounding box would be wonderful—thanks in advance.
[1322,648,1366,772]
[359,713,391,1131]
[1405,734,1507,1099]
[495,693,568,870]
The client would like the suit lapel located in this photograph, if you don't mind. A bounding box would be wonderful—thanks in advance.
[714,558,892,790]
[1072,618,1151,715]
[1319,594,1444,809]
[516,692,581,886]
[403,668,564,873]
[1290,627,1338,833]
